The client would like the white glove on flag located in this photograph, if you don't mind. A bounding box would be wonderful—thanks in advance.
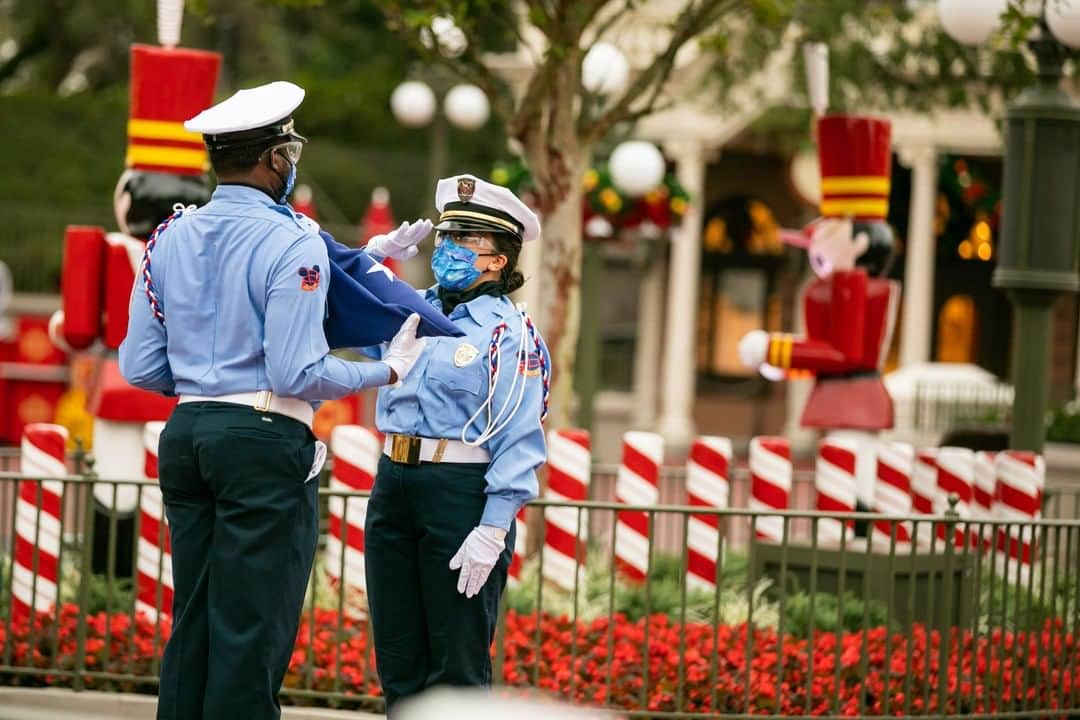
[383,313,426,382]
[449,525,507,598]
[366,219,433,260]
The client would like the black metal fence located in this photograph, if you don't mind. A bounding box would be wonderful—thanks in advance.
[1,461,1078,718]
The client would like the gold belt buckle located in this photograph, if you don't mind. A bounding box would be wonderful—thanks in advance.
[254,390,273,412]
[390,435,422,465]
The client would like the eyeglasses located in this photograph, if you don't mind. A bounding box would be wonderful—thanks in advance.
[436,231,501,256]
[264,140,304,165]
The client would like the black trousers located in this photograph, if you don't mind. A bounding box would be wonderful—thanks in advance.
[155,402,319,720]
[365,455,514,717]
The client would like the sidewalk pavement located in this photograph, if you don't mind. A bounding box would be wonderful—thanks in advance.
[0,688,383,720]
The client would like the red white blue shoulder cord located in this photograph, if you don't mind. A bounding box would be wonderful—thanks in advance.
[461,303,550,446]
[141,203,195,325]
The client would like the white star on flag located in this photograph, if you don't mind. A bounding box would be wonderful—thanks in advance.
[366,262,395,282]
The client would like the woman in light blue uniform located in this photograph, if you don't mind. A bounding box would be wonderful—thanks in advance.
[364,174,550,715]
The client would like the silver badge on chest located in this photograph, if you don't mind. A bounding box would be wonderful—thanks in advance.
[454,343,480,367]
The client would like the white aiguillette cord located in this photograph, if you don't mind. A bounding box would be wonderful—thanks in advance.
[461,302,533,447]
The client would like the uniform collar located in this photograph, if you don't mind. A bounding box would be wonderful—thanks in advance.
[425,286,506,325]
[212,183,281,207]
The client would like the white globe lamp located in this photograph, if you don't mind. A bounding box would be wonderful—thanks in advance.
[937,0,1008,45]
[444,84,490,130]
[431,15,468,58]
[609,141,666,197]
[582,42,630,96]
[1047,0,1080,49]
[390,81,436,128]
[789,149,821,206]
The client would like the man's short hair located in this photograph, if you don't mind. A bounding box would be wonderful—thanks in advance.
[209,142,270,176]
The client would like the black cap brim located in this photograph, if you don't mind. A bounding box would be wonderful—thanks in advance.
[434,216,520,238]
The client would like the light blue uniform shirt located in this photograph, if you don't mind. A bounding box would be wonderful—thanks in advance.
[372,289,549,530]
[119,184,392,402]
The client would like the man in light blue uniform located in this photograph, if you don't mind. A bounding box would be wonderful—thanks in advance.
[365,175,550,716]
[119,81,429,720]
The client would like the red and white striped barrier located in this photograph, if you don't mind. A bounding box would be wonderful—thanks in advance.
[686,436,732,590]
[993,451,1045,585]
[136,422,172,622]
[508,506,527,587]
[542,429,591,591]
[748,436,791,542]
[936,447,975,548]
[872,441,914,551]
[972,451,998,551]
[324,426,379,611]
[814,435,858,546]
[911,449,938,548]
[13,424,67,621]
[614,431,663,581]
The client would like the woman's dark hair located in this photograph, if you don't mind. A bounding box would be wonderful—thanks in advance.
[492,232,525,293]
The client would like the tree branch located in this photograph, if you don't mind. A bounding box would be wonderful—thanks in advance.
[378,4,517,126]
[580,0,740,144]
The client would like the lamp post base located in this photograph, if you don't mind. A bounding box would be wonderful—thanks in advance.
[1008,289,1056,452]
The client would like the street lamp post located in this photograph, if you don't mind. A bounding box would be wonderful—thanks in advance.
[390,16,490,220]
[938,0,1080,452]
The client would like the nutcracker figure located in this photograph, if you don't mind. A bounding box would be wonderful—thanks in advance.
[739,115,898,509]
[48,7,220,573]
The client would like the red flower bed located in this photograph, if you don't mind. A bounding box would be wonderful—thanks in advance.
[500,611,1080,715]
[2,605,1078,716]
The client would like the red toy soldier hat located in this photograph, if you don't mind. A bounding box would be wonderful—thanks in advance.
[125,44,221,176]
[817,115,892,221]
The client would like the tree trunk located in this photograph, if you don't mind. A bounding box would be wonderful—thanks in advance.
[532,158,587,430]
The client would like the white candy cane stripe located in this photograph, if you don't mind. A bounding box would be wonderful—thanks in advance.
[993,451,1044,585]
[542,429,590,591]
[748,436,791,543]
[614,431,663,581]
[324,426,379,598]
[815,436,858,547]
[136,422,173,623]
[910,449,938,548]
[14,424,67,620]
[972,452,997,517]
[970,451,998,552]
[685,437,731,590]
[936,447,975,548]
[508,507,527,586]
[872,441,914,551]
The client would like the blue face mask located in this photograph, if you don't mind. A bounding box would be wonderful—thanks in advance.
[431,238,483,291]
[278,161,297,204]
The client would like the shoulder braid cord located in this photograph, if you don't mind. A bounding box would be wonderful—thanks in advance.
[461,304,550,447]
[141,203,195,325]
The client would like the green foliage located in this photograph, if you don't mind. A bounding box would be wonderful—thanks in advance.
[708,0,1033,117]
[1046,402,1080,444]
[504,549,779,627]
[781,588,893,637]
[976,565,1080,634]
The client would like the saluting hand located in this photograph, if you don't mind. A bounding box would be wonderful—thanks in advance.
[366,219,433,260]
[383,313,426,383]
[449,525,507,598]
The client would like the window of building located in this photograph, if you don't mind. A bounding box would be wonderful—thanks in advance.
[696,196,788,379]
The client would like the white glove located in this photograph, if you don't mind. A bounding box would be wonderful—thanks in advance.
[383,313,426,382]
[449,525,507,598]
[738,329,769,369]
[759,363,786,382]
[365,219,433,260]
